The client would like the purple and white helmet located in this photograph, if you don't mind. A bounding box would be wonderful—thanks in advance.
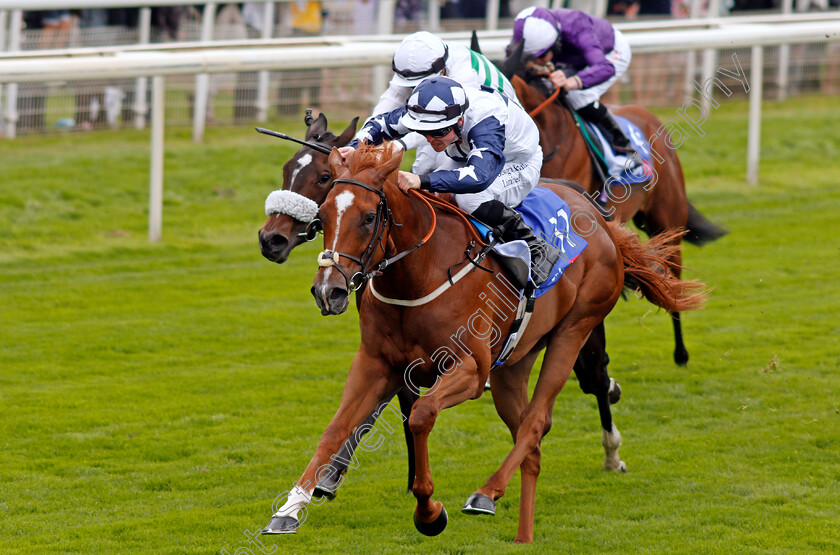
[513,7,561,57]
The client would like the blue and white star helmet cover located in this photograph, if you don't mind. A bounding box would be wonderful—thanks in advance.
[400,76,470,132]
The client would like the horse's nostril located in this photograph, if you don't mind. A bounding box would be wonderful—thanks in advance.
[329,287,348,305]
[269,234,288,247]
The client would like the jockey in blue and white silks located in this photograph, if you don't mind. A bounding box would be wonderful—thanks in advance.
[351,78,540,212]
[342,76,560,287]
[512,6,635,154]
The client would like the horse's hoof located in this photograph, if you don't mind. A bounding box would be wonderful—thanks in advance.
[608,378,622,405]
[313,485,337,500]
[461,492,496,516]
[261,515,300,535]
[414,505,448,536]
[674,347,689,366]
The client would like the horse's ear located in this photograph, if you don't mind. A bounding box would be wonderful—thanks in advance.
[328,147,345,174]
[305,112,328,140]
[470,30,482,54]
[502,40,524,79]
[376,148,404,184]
[337,116,360,147]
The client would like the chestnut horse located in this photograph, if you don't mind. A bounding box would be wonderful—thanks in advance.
[263,144,704,542]
[257,114,618,502]
[511,72,726,366]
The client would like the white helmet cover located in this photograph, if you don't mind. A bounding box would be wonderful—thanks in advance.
[391,31,449,87]
[514,7,561,57]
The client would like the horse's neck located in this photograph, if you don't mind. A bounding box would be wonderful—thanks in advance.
[377,185,478,296]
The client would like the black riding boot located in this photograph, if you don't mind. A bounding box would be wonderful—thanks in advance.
[472,200,561,287]
[577,101,635,155]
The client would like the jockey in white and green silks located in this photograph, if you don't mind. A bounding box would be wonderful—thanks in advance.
[358,31,521,162]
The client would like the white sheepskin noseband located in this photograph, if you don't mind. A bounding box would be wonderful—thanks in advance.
[264,189,320,222]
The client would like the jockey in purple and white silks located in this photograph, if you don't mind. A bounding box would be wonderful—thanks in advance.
[340,76,560,287]
[511,6,635,154]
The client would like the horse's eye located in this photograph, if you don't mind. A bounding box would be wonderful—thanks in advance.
[364,213,376,225]
[318,173,331,184]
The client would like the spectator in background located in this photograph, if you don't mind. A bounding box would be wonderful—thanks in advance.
[153,6,185,42]
[394,0,423,32]
[622,0,677,106]
[277,2,324,117]
[40,10,73,49]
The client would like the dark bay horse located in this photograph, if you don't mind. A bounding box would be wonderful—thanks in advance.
[257,112,419,497]
[264,144,705,543]
[259,112,359,264]
[511,73,726,366]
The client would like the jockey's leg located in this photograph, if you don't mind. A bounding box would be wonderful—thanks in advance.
[577,101,635,154]
[454,155,559,287]
[471,199,560,287]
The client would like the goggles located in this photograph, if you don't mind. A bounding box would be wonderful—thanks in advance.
[422,126,454,139]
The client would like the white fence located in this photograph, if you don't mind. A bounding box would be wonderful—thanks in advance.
[1,16,839,239]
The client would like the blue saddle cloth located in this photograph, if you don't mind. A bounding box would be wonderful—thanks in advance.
[583,115,655,187]
[470,187,588,299]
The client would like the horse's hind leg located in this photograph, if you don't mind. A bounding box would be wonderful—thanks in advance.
[475,319,597,543]
[671,312,688,366]
[463,349,542,540]
[573,322,626,472]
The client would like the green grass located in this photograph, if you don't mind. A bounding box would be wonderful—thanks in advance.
[2,95,840,554]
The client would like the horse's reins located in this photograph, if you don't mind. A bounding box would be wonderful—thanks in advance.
[318,179,490,304]
[317,178,437,291]
[528,87,560,118]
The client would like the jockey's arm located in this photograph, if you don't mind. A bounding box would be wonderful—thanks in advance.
[346,108,411,151]
[564,13,616,89]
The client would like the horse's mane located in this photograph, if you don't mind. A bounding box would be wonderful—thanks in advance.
[349,142,400,184]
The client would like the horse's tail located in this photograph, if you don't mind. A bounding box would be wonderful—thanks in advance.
[611,223,707,313]
[685,201,728,246]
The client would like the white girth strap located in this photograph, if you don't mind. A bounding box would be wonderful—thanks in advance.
[367,262,475,307]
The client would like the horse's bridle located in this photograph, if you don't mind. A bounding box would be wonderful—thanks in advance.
[317,178,436,291]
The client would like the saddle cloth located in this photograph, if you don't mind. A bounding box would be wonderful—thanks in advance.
[582,115,655,187]
[470,186,588,299]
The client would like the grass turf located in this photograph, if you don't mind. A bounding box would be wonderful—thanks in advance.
[1,94,839,553]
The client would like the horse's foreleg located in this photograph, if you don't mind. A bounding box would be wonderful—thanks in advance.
[396,387,419,494]
[314,395,395,499]
[409,357,482,536]
[263,351,398,535]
